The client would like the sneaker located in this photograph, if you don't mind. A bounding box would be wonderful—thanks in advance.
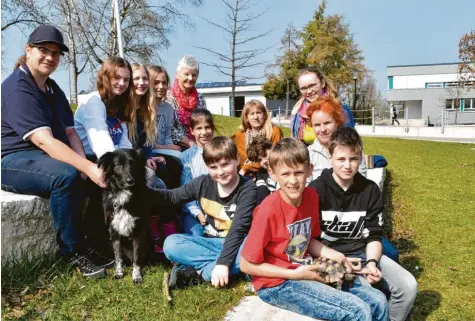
[84,248,115,268]
[69,253,105,279]
[168,265,202,289]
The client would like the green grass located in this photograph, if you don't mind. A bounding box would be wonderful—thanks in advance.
[2,116,474,320]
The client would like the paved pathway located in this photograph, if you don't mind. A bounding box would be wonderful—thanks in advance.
[225,296,320,321]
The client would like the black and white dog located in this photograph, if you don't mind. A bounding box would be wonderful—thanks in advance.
[98,149,150,284]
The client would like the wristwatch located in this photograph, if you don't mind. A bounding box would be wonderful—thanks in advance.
[365,259,379,266]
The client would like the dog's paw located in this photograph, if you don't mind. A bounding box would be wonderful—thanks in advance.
[133,276,143,285]
[114,272,124,279]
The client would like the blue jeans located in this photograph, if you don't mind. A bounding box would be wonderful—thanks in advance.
[163,234,244,282]
[382,237,399,263]
[1,150,84,254]
[258,278,389,321]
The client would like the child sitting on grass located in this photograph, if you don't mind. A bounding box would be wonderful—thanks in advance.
[240,138,389,321]
[308,127,417,321]
[179,109,215,235]
[151,136,257,288]
[245,135,278,205]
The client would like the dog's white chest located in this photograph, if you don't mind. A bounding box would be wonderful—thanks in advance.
[111,209,137,237]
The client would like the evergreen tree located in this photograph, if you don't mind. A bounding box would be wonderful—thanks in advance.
[263,0,365,100]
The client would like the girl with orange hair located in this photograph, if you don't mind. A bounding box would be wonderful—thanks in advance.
[306,95,366,180]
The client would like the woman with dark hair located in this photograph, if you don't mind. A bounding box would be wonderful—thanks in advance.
[1,25,106,278]
[291,67,355,146]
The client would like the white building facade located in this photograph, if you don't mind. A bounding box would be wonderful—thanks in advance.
[196,81,295,117]
[387,63,475,125]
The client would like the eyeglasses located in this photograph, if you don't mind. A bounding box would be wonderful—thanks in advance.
[299,82,321,93]
[30,44,64,58]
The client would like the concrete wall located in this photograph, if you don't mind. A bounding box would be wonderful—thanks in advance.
[388,88,475,124]
[356,125,475,142]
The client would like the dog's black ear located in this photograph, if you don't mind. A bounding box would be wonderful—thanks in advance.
[97,152,113,171]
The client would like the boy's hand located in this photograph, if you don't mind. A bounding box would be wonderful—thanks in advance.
[342,257,362,273]
[365,261,382,284]
[197,213,207,225]
[211,265,229,288]
[291,265,325,283]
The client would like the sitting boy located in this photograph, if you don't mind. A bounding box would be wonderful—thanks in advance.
[151,136,257,288]
[308,127,417,321]
[245,136,278,205]
[240,138,389,321]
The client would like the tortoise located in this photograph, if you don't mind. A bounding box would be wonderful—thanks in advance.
[310,257,357,290]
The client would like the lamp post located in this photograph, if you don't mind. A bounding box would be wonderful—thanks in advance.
[353,72,358,120]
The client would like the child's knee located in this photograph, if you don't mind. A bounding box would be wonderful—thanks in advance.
[352,300,373,321]
[163,234,184,259]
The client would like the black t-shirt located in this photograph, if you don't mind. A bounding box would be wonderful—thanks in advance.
[1,65,74,157]
[151,174,257,267]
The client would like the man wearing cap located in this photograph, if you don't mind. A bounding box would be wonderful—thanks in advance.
[1,25,111,278]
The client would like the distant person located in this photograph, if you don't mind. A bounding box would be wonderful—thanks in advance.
[392,107,400,126]
[291,66,355,146]
[1,25,107,278]
[232,100,283,175]
[167,55,207,148]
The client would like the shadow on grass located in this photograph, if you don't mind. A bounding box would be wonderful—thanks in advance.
[383,170,443,320]
[409,290,443,321]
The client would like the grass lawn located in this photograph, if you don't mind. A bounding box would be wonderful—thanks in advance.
[2,115,474,320]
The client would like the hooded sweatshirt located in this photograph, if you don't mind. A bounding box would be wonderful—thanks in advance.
[308,168,383,254]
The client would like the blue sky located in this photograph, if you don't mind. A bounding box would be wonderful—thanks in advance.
[2,0,474,97]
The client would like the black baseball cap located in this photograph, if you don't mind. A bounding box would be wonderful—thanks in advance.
[28,25,69,52]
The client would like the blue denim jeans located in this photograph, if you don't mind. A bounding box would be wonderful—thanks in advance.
[1,150,84,254]
[258,278,389,321]
[163,234,244,282]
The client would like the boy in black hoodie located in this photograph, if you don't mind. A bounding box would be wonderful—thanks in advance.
[308,127,417,321]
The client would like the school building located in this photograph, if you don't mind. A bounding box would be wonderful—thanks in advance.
[387,63,475,125]
[196,81,295,117]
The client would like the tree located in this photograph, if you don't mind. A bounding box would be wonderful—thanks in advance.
[2,0,203,103]
[263,0,366,101]
[196,0,271,116]
[458,30,475,88]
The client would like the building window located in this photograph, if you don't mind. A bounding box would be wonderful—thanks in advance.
[446,99,461,110]
[465,98,475,109]
[446,98,475,111]
[425,82,443,88]
[388,76,393,90]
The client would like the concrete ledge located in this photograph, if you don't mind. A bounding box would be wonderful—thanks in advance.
[1,190,57,262]
[225,296,320,321]
[367,168,386,192]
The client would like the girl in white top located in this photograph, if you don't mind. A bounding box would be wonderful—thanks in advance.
[75,57,133,159]
[306,95,366,182]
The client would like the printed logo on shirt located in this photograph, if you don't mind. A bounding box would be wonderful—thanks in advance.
[285,217,313,265]
[200,198,236,237]
[106,116,123,146]
[320,211,367,242]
